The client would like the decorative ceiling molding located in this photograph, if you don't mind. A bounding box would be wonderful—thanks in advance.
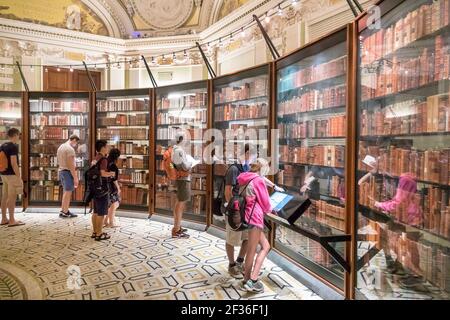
[81,0,121,37]
[200,0,275,41]
[0,0,359,64]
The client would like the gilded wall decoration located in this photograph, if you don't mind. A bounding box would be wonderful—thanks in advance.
[0,0,108,36]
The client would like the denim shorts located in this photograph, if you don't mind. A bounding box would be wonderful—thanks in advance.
[59,170,74,192]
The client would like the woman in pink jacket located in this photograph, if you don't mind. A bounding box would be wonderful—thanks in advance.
[236,158,272,293]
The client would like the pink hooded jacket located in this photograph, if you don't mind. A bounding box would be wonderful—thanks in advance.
[375,173,422,225]
[237,171,272,229]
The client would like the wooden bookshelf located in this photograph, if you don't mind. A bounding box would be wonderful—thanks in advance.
[95,89,151,210]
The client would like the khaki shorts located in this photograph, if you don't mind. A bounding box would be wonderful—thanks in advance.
[175,180,191,202]
[0,175,23,198]
[225,218,248,247]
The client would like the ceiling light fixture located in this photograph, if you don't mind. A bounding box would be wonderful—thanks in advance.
[57,67,61,72]
[265,13,271,23]
[70,66,74,72]
[278,5,283,16]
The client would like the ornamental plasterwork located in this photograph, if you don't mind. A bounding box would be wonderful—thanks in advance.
[17,41,37,56]
[130,0,194,31]
[217,0,333,57]
[39,46,65,59]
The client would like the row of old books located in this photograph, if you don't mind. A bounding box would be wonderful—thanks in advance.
[279,115,346,139]
[331,176,345,199]
[31,169,82,181]
[361,0,450,66]
[192,175,207,192]
[304,199,346,232]
[114,142,148,155]
[31,114,87,126]
[361,95,450,136]
[384,229,450,293]
[279,145,345,168]
[118,171,148,184]
[97,128,148,140]
[157,109,207,125]
[30,100,88,113]
[276,165,304,188]
[31,143,58,154]
[0,118,20,127]
[278,84,346,116]
[359,144,450,185]
[214,78,268,104]
[99,114,149,126]
[156,127,181,141]
[160,92,207,109]
[97,99,149,112]
[30,128,86,140]
[279,56,347,93]
[361,36,450,101]
[30,184,84,202]
[118,157,148,170]
[0,101,20,113]
[30,155,57,167]
[120,185,148,206]
[214,103,269,122]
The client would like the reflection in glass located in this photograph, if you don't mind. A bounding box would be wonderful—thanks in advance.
[356,0,450,300]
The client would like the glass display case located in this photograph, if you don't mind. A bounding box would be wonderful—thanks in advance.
[154,81,208,222]
[0,92,23,206]
[356,0,450,299]
[211,65,270,229]
[28,92,90,206]
[274,27,349,289]
[96,89,151,210]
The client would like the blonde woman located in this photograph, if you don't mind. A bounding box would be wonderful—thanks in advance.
[236,158,272,293]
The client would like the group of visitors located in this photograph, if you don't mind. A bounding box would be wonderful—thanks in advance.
[1,129,281,294]
[0,131,121,240]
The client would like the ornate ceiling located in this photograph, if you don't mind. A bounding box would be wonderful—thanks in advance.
[0,0,252,39]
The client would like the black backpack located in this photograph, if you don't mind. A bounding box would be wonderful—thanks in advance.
[212,163,243,216]
[84,157,109,203]
[226,176,258,231]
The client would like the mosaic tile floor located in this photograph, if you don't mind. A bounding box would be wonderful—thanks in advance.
[0,212,321,300]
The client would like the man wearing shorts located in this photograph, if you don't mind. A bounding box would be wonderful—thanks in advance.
[56,135,80,218]
[0,128,24,227]
[91,140,115,241]
[171,133,192,239]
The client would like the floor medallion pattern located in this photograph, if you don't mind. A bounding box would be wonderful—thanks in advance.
[0,213,321,300]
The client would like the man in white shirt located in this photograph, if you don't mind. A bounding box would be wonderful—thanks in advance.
[56,135,79,218]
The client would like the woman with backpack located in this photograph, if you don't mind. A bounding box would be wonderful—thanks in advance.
[236,158,272,293]
[104,148,121,228]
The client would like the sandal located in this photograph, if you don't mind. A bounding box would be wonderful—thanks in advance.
[91,232,97,238]
[95,232,111,241]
